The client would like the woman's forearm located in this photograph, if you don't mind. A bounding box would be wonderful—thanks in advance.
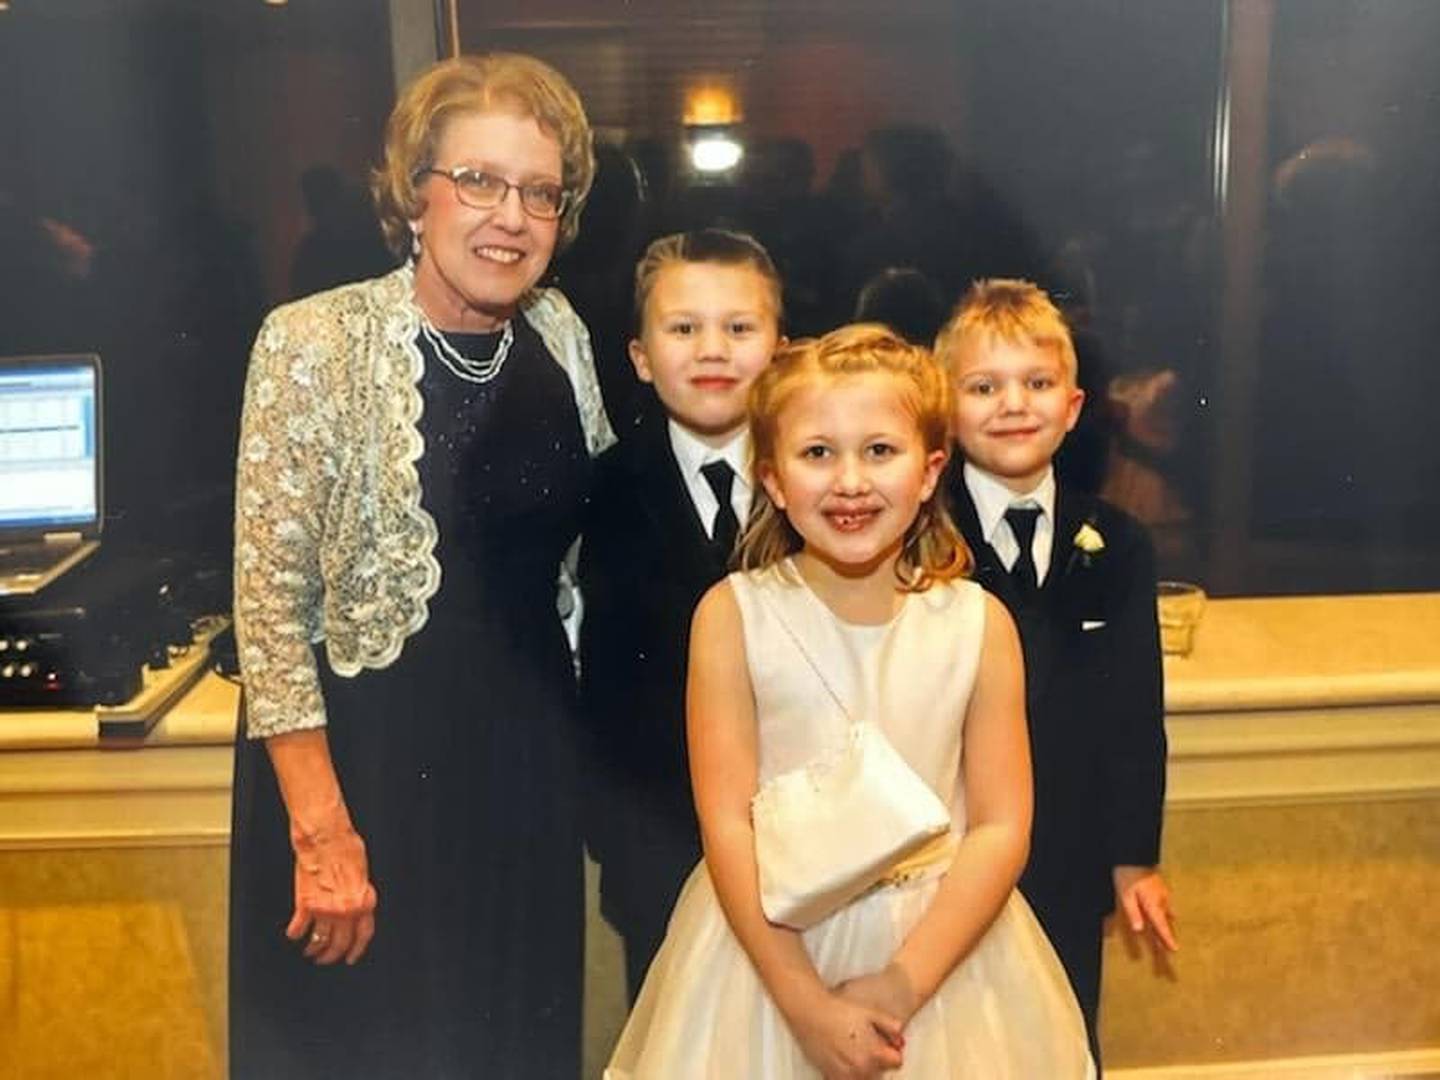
[264,727,354,842]
[264,723,377,966]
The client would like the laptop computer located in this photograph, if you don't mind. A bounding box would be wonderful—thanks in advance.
[0,354,103,596]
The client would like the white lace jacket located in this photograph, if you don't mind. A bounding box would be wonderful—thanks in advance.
[234,264,615,739]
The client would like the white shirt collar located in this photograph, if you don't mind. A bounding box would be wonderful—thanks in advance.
[963,462,1056,544]
[667,420,752,492]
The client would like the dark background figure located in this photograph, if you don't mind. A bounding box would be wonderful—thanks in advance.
[740,137,831,336]
[839,125,1043,321]
[852,266,946,347]
[839,125,963,310]
[554,142,649,435]
[0,182,261,566]
[1254,134,1390,564]
[289,164,395,300]
[95,192,264,563]
[1053,321,1119,498]
[0,190,101,355]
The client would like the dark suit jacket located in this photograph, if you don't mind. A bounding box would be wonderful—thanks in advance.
[578,407,729,930]
[947,466,1167,922]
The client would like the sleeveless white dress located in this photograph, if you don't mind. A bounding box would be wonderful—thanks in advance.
[605,564,1095,1079]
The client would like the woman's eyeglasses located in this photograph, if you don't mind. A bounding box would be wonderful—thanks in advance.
[417,166,569,220]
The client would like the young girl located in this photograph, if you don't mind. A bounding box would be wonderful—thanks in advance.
[606,324,1094,1078]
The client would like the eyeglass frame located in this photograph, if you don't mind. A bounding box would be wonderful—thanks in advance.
[415,165,571,221]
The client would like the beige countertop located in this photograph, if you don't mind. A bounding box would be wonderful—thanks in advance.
[1163,592,1440,713]
[0,674,240,848]
[3,594,1438,830]
[3,592,1438,750]
[0,662,240,751]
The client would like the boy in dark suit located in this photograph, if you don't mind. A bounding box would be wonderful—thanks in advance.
[935,279,1177,1067]
[580,230,784,999]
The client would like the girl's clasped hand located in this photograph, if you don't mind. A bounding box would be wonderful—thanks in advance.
[790,984,907,1079]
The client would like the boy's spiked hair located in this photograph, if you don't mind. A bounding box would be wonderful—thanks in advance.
[933,278,1078,384]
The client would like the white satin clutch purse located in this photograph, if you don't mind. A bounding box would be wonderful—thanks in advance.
[748,583,953,929]
[751,717,952,929]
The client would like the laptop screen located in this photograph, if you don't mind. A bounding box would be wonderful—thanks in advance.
[0,357,101,532]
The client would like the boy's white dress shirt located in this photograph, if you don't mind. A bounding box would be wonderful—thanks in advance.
[668,420,752,540]
[963,461,1058,587]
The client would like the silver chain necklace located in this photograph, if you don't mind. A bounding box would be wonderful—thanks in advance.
[419,314,514,384]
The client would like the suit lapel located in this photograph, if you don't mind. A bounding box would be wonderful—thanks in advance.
[947,466,1071,714]
[1047,486,1097,593]
[947,471,1023,611]
[629,409,727,583]
[1045,486,1087,597]
[1027,485,1100,708]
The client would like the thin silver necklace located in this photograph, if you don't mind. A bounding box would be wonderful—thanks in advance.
[419,314,514,384]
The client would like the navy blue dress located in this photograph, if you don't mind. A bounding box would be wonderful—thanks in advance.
[230,314,591,1078]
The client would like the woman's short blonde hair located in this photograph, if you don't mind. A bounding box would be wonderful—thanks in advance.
[738,324,972,590]
[372,53,596,256]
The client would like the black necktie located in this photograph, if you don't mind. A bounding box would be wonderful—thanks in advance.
[1004,505,1042,599]
[701,460,740,557]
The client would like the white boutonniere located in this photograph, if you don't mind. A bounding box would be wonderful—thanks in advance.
[1063,517,1107,578]
[1074,523,1106,554]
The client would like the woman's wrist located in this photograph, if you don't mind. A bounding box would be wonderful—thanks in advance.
[286,795,355,849]
[264,728,352,847]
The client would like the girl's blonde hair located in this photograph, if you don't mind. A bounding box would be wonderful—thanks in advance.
[738,323,972,590]
[372,53,595,256]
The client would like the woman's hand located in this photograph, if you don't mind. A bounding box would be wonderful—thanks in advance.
[264,728,378,966]
[787,986,905,1079]
[835,964,921,1028]
[286,806,378,966]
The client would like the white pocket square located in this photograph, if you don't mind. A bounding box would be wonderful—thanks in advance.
[1081,620,1107,631]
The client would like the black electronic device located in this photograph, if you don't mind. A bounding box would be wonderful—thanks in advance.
[0,550,182,707]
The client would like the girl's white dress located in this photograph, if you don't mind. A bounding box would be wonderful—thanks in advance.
[605,565,1096,1079]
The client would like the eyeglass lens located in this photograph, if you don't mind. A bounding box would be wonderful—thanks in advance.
[450,170,565,218]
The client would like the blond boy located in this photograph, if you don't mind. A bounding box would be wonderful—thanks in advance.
[937,278,1175,1068]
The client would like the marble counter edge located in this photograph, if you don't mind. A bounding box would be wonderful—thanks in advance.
[1164,668,1440,713]
[0,673,240,751]
[1165,700,1440,808]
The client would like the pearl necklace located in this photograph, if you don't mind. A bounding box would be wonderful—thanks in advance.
[419,314,514,384]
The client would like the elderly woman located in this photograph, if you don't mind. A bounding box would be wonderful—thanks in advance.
[228,54,612,1077]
